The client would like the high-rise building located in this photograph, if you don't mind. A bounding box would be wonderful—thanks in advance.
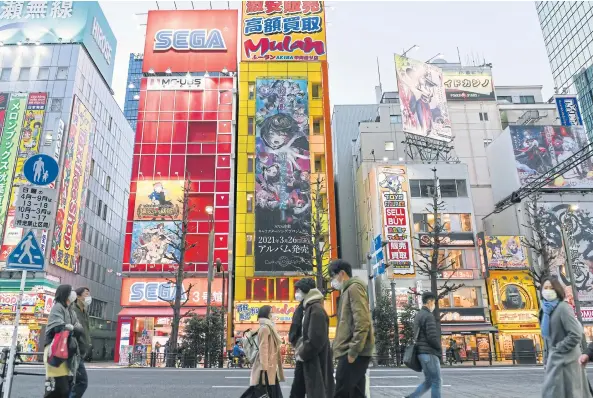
[123,53,143,131]
[0,2,134,358]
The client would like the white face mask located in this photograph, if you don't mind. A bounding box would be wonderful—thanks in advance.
[331,276,342,291]
[542,289,558,302]
[295,291,305,302]
[68,291,77,304]
[84,296,92,307]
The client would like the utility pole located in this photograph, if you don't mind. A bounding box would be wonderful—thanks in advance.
[390,279,401,367]
[366,252,375,311]
[560,212,584,328]
[205,206,215,367]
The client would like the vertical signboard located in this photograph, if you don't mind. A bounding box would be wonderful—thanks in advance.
[555,96,583,126]
[254,78,311,272]
[13,93,48,185]
[377,166,414,276]
[51,96,94,272]
[0,93,27,243]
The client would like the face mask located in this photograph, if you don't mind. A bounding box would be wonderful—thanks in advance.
[84,296,92,307]
[542,289,558,301]
[331,277,342,291]
[295,291,305,302]
[68,292,77,304]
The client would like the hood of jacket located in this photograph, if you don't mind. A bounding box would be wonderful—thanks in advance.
[342,276,366,293]
[303,288,324,307]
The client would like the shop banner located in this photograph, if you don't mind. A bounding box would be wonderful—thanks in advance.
[235,301,299,323]
[130,221,181,265]
[241,1,327,61]
[440,307,486,323]
[418,232,475,247]
[377,167,414,276]
[0,215,22,261]
[134,180,183,221]
[120,277,223,307]
[254,78,311,273]
[51,96,95,272]
[496,310,538,324]
[482,235,529,270]
[0,292,50,315]
[581,307,593,322]
[395,54,452,142]
[511,125,593,189]
[555,96,583,126]
[0,93,28,244]
[146,77,204,91]
[443,70,495,101]
[439,269,475,280]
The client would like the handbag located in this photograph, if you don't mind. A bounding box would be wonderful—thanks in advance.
[239,371,271,398]
[404,324,422,372]
[48,330,70,367]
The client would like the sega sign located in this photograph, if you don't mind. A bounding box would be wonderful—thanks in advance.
[121,277,223,307]
[154,29,226,51]
[129,281,187,303]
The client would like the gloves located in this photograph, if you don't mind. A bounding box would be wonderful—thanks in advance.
[65,324,74,331]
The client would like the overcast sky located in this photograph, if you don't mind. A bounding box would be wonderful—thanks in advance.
[100,1,555,110]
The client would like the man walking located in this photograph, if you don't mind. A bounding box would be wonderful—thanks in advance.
[405,292,442,398]
[70,287,92,398]
[330,260,374,398]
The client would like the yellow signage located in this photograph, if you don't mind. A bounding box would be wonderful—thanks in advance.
[496,310,539,324]
[235,301,300,323]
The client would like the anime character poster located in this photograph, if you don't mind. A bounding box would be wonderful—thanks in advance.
[395,55,452,142]
[134,180,182,221]
[254,78,311,272]
[510,125,593,188]
[484,236,529,270]
[130,221,181,265]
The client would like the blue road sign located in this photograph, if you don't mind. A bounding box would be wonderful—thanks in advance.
[6,231,45,271]
[23,154,59,186]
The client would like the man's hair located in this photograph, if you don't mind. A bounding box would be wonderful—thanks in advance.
[329,259,352,278]
[422,291,437,304]
[75,287,90,297]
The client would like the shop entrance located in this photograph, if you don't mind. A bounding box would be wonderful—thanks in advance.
[441,333,494,361]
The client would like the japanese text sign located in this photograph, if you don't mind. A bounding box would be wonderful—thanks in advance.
[15,185,56,230]
[443,70,495,101]
[235,301,299,323]
[120,278,223,307]
[241,1,327,61]
[555,96,583,126]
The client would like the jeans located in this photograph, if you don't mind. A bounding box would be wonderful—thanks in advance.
[334,355,370,398]
[69,361,88,398]
[409,354,441,398]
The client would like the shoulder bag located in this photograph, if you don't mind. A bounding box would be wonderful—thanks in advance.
[403,323,422,372]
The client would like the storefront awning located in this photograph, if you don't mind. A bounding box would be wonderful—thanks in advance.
[441,323,498,334]
[118,307,207,317]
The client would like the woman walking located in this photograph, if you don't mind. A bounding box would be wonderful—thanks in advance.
[540,277,592,398]
[43,285,83,398]
[250,305,285,398]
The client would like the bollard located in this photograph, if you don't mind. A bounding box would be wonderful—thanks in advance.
[512,351,516,365]
[488,351,492,366]
[473,351,477,366]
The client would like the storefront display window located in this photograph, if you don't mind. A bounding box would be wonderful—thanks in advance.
[584,325,593,343]
[441,333,493,360]
[452,287,480,308]
[413,213,472,233]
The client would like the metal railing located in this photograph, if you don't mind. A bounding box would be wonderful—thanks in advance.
[0,348,45,397]
[370,350,544,368]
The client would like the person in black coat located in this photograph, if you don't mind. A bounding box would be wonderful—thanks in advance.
[289,278,314,398]
[295,280,335,398]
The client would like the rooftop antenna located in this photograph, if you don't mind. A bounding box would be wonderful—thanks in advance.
[210,1,213,9]
[457,47,461,65]
[155,1,159,10]
[376,56,383,93]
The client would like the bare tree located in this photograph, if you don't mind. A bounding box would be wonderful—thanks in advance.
[413,168,464,335]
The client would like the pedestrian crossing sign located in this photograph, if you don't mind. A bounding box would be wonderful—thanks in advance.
[6,231,45,271]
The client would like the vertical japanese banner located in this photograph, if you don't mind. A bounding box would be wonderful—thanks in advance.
[51,96,94,272]
[254,78,312,272]
[0,93,28,248]
[377,166,415,276]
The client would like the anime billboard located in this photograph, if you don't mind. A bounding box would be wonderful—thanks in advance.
[254,78,311,272]
[483,236,529,270]
[510,126,593,189]
[130,221,181,265]
[395,55,452,142]
[134,180,182,221]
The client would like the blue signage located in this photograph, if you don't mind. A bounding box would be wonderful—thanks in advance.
[556,96,583,126]
[0,1,117,86]
[154,29,226,51]
[23,154,59,185]
[6,231,45,271]
[372,234,385,276]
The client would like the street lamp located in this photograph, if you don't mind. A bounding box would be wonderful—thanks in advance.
[215,258,225,367]
[426,53,444,63]
[402,44,419,57]
[205,205,215,367]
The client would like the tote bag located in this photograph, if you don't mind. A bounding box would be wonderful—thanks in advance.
[239,371,271,398]
[48,330,70,367]
[403,325,422,372]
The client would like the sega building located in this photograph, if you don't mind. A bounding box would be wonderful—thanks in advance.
[115,10,238,362]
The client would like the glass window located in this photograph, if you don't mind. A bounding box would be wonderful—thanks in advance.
[464,250,478,269]
[497,95,512,103]
[246,234,253,255]
[247,154,254,173]
[439,179,457,197]
[449,250,464,269]
[452,287,479,308]
[456,180,468,197]
[247,117,254,135]
[390,115,402,124]
[409,180,421,198]
[56,67,68,80]
[102,204,107,221]
[37,67,50,80]
[384,141,395,151]
[18,68,30,81]
[253,278,267,300]
[247,193,253,212]
[312,84,321,99]
[483,112,489,121]
[90,159,95,176]
[0,68,11,81]
[97,199,102,215]
[248,82,255,100]
[520,95,535,104]
[276,278,289,301]
[460,213,472,231]
[313,118,323,134]
[420,180,435,197]
[413,213,425,233]
[106,176,111,193]
[50,98,63,112]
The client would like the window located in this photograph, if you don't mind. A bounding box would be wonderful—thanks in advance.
[497,95,513,103]
[102,204,107,221]
[247,117,254,135]
[90,159,95,176]
[246,234,253,255]
[56,67,68,80]
[456,180,468,197]
[247,193,253,213]
[247,154,254,173]
[384,141,395,151]
[106,176,111,193]
[409,179,468,198]
[97,199,102,216]
[390,115,402,124]
[453,287,480,308]
[248,82,255,100]
[276,278,289,301]
[313,118,323,134]
[479,112,489,121]
[312,83,321,99]
[37,67,50,80]
[93,231,99,248]
[253,278,267,300]
[413,213,472,232]
[88,299,107,319]
[108,116,112,132]
[86,191,91,207]
[50,98,63,112]
[520,95,535,104]
[18,68,30,81]
[439,179,458,197]
[314,155,326,172]
[0,68,11,81]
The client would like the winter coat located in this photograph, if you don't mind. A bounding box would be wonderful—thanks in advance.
[289,302,305,347]
[587,341,593,361]
[541,301,592,398]
[332,277,375,360]
[71,299,91,357]
[296,289,335,398]
[414,306,442,358]
[250,323,286,386]
[44,302,81,379]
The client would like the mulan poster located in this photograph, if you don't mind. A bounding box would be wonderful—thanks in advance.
[254,78,312,272]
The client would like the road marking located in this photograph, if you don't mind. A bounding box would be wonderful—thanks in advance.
[371,385,452,388]
[370,375,418,379]
[212,386,292,389]
[225,376,295,379]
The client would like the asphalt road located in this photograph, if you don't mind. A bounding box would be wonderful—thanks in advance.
[7,365,593,397]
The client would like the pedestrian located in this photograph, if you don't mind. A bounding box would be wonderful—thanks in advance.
[404,292,442,398]
[70,287,91,398]
[540,277,592,398]
[43,285,83,398]
[579,340,593,395]
[249,305,285,398]
[330,259,375,398]
[288,279,310,398]
[291,278,334,398]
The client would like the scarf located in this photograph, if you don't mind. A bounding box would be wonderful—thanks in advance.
[259,317,282,349]
[541,299,559,339]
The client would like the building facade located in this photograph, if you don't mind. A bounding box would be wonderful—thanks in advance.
[123,53,143,131]
[0,2,133,359]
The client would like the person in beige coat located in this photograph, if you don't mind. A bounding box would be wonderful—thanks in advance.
[250,305,285,397]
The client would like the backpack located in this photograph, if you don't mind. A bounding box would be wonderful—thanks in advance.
[241,329,259,364]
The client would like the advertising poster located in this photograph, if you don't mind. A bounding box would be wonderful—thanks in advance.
[489,272,538,324]
[0,215,23,261]
[51,96,95,272]
[129,221,181,265]
[511,125,593,188]
[0,93,27,243]
[120,278,222,307]
[241,0,327,61]
[555,96,583,126]
[395,55,452,142]
[443,70,495,101]
[377,166,414,276]
[254,78,311,272]
[483,236,529,270]
[235,301,299,323]
[537,202,593,303]
[134,180,183,221]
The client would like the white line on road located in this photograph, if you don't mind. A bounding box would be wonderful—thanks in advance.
[370,376,419,379]
[371,385,452,388]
